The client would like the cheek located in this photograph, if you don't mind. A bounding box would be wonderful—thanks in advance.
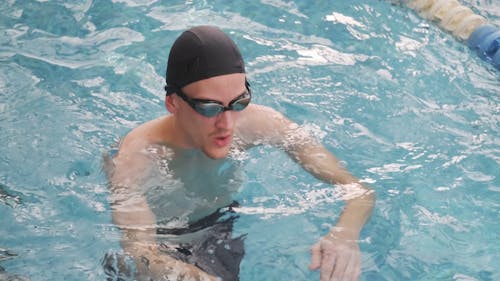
[229,111,242,125]
[233,111,243,121]
[182,110,215,133]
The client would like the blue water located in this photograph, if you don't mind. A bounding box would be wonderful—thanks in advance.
[1,0,499,280]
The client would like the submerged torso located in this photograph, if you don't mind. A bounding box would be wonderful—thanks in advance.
[139,144,243,229]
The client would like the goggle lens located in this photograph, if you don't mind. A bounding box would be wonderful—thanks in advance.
[174,84,251,117]
[193,93,250,117]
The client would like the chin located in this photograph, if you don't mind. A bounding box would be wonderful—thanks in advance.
[203,147,230,159]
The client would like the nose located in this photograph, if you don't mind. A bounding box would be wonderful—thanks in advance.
[214,110,234,130]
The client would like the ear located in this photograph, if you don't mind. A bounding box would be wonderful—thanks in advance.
[165,94,177,114]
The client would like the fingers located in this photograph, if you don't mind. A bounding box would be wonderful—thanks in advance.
[343,251,361,281]
[309,243,322,270]
[309,241,337,281]
[310,238,362,281]
[330,251,348,281]
[319,251,336,281]
[346,248,361,281]
[332,250,361,281]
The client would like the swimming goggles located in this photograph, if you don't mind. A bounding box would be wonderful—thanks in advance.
[172,81,251,118]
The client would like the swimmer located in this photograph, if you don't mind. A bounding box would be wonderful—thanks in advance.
[105,25,375,281]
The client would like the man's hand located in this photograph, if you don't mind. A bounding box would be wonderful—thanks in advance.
[309,231,361,281]
[135,250,220,281]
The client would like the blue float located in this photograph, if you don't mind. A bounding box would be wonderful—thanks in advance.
[478,30,500,58]
[405,1,500,71]
[493,49,500,69]
[467,24,500,69]
[467,24,496,49]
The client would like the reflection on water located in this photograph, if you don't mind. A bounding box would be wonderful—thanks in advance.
[0,183,22,208]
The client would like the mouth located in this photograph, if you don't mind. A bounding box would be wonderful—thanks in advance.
[213,134,232,148]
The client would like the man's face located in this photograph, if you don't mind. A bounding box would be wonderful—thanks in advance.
[173,73,248,159]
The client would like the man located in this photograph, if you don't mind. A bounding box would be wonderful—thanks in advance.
[106,25,375,281]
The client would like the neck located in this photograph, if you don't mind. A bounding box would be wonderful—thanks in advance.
[163,115,195,149]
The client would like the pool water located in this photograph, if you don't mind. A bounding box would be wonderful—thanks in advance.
[0,0,499,280]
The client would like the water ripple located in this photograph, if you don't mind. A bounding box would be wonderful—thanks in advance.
[0,1,498,280]
[1,27,143,69]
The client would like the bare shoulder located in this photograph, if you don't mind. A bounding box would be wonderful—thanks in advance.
[109,116,170,187]
[118,116,169,156]
[236,104,294,145]
[239,104,288,126]
[242,103,282,116]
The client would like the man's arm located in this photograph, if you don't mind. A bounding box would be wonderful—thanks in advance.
[286,137,375,281]
[285,138,375,236]
[106,138,220,281]
[239,104,375,281]
[109,186,218,281]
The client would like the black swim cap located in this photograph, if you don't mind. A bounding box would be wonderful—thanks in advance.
[165,26,245,94]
